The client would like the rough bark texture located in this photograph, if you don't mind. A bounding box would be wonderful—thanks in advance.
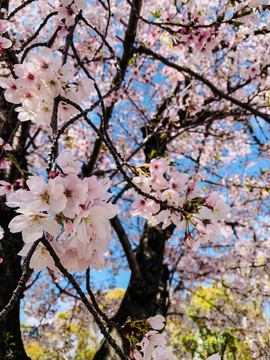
[0,98,31,359]
[0,0,31,354]
[93,223,175,360]
[0,204,31,360]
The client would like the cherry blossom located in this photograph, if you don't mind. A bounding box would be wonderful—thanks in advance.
[18,242,59,272]
[8,210,61,244]
[0,0,269,358]
[131,158,230,249]
[3,151,119,273]
[134,331,176,360]
[0,137,12,151]
[0,180,13,197]
[0,19,12,54]
[56,152,82,175]
[206,355,221,360]
[20,176,67,215]
[0,50,88,127]
[147,315,165,331]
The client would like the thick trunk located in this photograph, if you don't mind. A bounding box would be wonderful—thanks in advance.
[93,223,174,359]
[0,203,31,360]
[0,99,30,359]
[1,0,31,354]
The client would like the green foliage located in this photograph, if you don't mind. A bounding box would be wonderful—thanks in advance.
[3,332,15,347]
[151,10,162,19]
[167,283,269,359]
[23,289,126,359]
[24,308,98,360]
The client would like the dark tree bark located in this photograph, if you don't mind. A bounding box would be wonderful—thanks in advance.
[93,223,175,360]
[0,97,31,359]
[0,204,31,360]
[0,0,31,356]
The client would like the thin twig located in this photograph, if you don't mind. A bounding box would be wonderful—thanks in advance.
[85,268,123,331]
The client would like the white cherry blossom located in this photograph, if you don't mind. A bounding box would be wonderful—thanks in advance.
[147,315,165,330]
[8,210,61,243]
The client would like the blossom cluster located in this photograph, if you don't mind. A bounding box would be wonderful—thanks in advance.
[132,158,230,250]
[178,27,219,59]
[4,152,118,272]
[177,0,265,59]
[129,314,220,360]
[58,0,87,29]
[0,48,93,126]
[133,330,177,360]
[123,314,176,360]
[0,20,12,54]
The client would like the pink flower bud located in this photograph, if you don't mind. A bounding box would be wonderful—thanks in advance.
[45,232,53,240]
[188,181,196,191]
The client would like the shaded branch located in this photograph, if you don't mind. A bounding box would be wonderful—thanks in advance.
[111,215,142,279]
[86,268,123,331]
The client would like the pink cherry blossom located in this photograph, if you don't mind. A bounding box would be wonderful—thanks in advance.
[0,180,13,197]
[56,152,82,175]
[147,315,165,330]
[0,137,12,151]
[56,173,87,218]
[20,176,67,215]
[58,5,77,27]
[152,346,177,360]
[0,78,21,104]
[0,20,11,34]
[0,37,12,53]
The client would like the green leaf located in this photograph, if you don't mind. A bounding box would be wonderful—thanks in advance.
[6,153,18,164]
[246,185,253,193]
[237,9,253,18]
[22,170,34,177]
[232,21,244,29]
[128,55,138,65]
[148,149,157,159]
[150,11,161,19]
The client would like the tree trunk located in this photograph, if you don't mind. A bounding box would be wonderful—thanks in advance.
[93,223,174,359]
[0,204,31,360]
[0,98,31,359]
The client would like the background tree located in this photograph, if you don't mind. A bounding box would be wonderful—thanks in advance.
[0,0,270,359]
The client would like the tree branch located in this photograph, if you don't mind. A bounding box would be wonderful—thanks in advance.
[136,46,270,124]
[111,215,142,279]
